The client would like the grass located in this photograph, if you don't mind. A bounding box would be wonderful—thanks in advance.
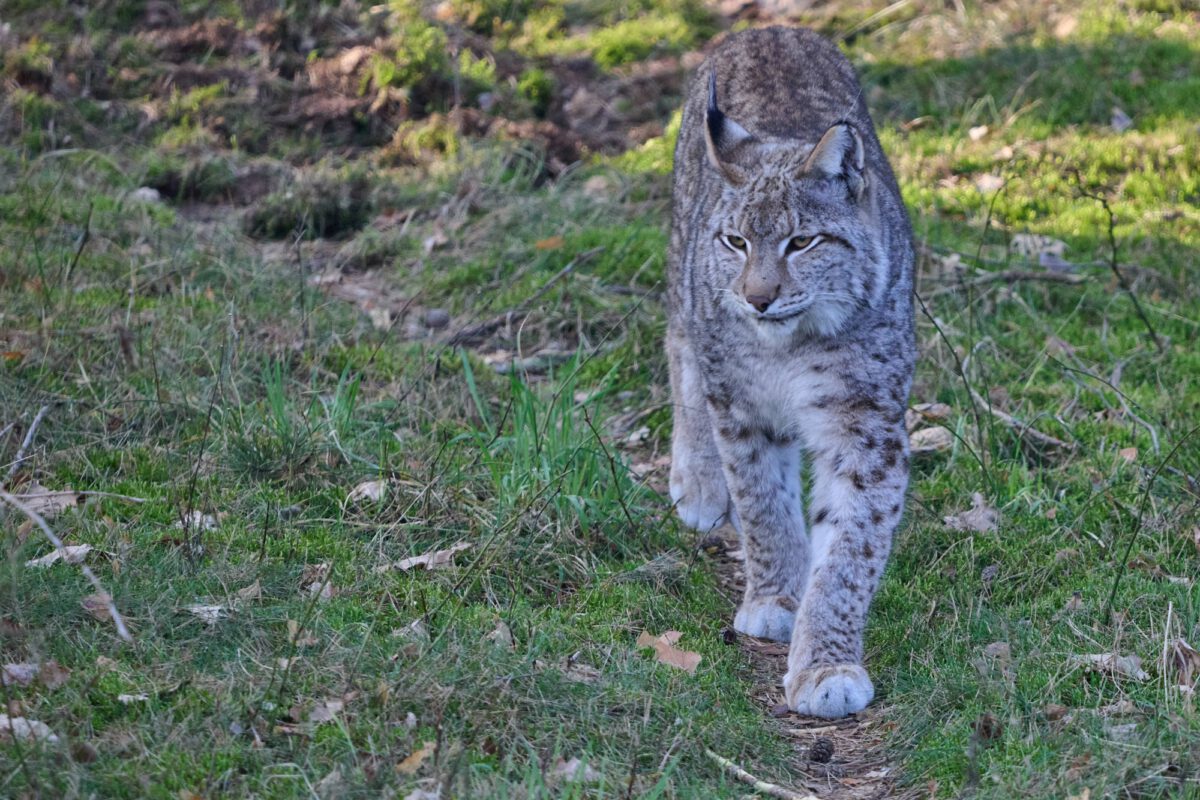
[2,0,1200,797]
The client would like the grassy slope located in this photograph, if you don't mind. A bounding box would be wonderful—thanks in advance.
[2,0,1199,797]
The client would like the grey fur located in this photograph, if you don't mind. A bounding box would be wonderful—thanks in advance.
[666,27,915,718]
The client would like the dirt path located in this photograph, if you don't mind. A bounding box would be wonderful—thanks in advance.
[706,529,909,800]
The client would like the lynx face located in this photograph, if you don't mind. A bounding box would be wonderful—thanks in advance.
[701,81,887,341]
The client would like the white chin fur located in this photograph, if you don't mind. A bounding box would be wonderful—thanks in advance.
[747,300,854,342]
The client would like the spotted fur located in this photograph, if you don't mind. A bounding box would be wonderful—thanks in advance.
[666,27,915,718]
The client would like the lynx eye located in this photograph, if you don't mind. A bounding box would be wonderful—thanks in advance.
[785,235,822,254]
[722,234,748,252]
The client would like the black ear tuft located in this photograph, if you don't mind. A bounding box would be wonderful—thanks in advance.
[706,69,726,147]
[703,69,753,183]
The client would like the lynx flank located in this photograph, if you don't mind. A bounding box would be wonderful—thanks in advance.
[666,28,915,718]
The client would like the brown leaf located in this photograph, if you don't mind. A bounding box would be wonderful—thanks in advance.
[378,542,471,573]
[301,563,335,600]
[943,493,1000,533]
[235,580,262,605]
[396,741,435,775]
[12,483,85,519]
[309,698,344,724]
[636,630,702,675]
[82,592,114,623]
[905,402,953,432]
[37,660,70,689]
[347,479,388,504]
[1168,638,1200,686]
[1118,447,1138,463]
[1043,703,1069,721]
[909,425,953,454]
[534,236,564,250]
[1071,653,1148,681]
[483,620,514,649]
[25,544,110,568]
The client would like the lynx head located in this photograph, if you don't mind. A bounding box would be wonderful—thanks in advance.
[701,72,886,340]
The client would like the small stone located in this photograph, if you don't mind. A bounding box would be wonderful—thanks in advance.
[130,186,162,203]
[809,736,834,763]
[423,308,450,329]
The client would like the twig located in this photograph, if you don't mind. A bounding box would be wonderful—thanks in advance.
[966,387,1074,451]
[1071,175,1164,352]
[0,422,14,442]
[0,489,133,643]
[704,748,820,800]
[926,269,1084,297]
[3,404,51,486]
[448,247,604,346]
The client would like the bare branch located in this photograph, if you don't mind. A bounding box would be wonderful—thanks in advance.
[703,748,819,800]
[0,489,134,644]
[3,404,50,487]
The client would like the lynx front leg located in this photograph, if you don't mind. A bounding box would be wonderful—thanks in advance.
[667,329,733,532]
[785,420,908,717]
[710,419,808,642]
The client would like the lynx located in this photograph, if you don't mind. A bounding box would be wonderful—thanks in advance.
[666,27,915,718]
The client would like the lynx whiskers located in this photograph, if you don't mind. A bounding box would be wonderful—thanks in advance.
[666,27,915,718]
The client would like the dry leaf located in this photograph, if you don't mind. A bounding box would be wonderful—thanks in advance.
[968,125,989,141]
[404,789,440,800]
[550,756,603,784]
[1043,703,1069,721]
[176,510,220,532]
[534,658,601,684]
[1111,106,1133,133]
[396,741,435,775]
[910,425,953,454]
[905,402,953,432]
[534,236,564,250]
[1168,638,1200,686]
[82,592,114,622]
[301,563,335,600]
[1071,653,1148,681]
[379,542,471,573]
[0,714,59,743]
[187,604,227,625]
[943,493,1000,533]
[347,479,387,504]
[37,660,70,689]
[484,620,514,649]
[1117,447,1138,463]
[25,544,97,568]
[975,173,1004,193]
[1100,698,1136,716]
[983,642,1011,661]
[235,580,262,604]
[310,698,344,724]
[12,484,85,519]
[422,229,448,254]
[636,630,702,674]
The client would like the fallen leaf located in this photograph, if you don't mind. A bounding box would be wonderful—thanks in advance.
[82,592,114,623]
[37,660,70,689]
[550,756,603,784]
[983,641,1011,661]
[176,510,220,532]
[187,604,227,625]
[25,544,98,568]
[347,479,387,504]
[422,229,448,254]
[309,698,344,724]
[1043,703,1069,721]
[967,125,988,141]
[11,483,85,519]
[1118,447,1138,463]
[117,693,149,704]
[1168,638,1200,686]
[1064,591,1084,612]
[534,236,564,250]
[975,173,1005,193]
[403,789,440,800]
[1111,106,1133,133]
[235,580,262,604]
[1071,653,1148,681]
[905,402,953,432]
[378,542,471,573]
[396,741,435,775]
[943,493,1000,533]
[0,714,59,742]
[1100,698,1136,716]
[301,563,335,600]
[910,425,953,454]
[534,658,601,684]
[484,620,514,649]
[636,630,702,674]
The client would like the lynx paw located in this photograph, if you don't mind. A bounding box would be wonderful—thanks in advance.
[784,663,874,718]
[734,597,797,642]
[669,465,732,533]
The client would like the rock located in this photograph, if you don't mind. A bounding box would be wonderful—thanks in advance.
[130,186,163,203]
[423,308,450,329]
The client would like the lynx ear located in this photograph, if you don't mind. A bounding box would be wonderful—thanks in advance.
[802,122,866,199]
[704,70,753,183]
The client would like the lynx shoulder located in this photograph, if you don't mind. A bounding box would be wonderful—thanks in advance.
[665,27,915,718]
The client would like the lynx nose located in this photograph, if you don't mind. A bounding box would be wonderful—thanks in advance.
[745,285,780,313]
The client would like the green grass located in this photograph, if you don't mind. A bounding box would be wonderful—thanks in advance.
[3,0,1200,797]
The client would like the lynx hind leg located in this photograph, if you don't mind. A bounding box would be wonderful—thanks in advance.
[668,334,732,532]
